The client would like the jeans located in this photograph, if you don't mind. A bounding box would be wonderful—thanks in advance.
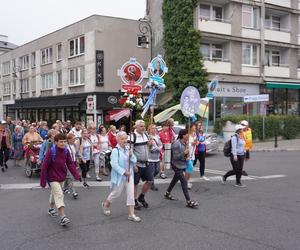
[193,151,205,177]
[167,164,190,201]
[224,155,245,184]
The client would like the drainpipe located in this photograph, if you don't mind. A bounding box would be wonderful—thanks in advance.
[260,0,265,83]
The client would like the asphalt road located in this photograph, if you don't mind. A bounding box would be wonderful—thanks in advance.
[0,152,299,250]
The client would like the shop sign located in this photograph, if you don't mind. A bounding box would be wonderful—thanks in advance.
[210,83,259,97]
[96,50,104,86]
[244,94,269,103]
[86,95,95,112]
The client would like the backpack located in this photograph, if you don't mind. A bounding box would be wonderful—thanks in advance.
[131,132,149,145]
[51,144,68,161]
[223,134,238,157]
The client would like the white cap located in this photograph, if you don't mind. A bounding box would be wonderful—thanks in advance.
[240,120,248,126]
[235,124,245,132]
[1,120,7,124]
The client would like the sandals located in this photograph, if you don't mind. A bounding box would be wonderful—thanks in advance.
[186,200,199,209]
[164,192,177,200]
[102,202,111,216]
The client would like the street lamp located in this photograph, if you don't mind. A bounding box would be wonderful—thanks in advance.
[12,66,23,119]
[138,17,153,59]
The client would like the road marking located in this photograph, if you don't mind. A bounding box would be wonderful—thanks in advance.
[0,174,287,190]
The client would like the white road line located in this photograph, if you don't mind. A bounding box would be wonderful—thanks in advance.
[0,174,287,190]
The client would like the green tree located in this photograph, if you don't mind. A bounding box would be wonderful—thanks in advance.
[162,0,208,104]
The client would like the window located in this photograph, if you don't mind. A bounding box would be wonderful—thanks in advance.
[31,52,36,68]
[21,79,29,93]
[242,5,259,29]
[3,82,11,95]
[69,66,85,85]
[56,43,62,61]
[265,15,281,31]
[200,43,223,60]
[31,77,36,92]
[69,36,85,57]
[20,55,29,70]
[242,44,258,65]
[199,4,223,22]
[41,73,53,90]
[41,47,53,65]
[2,61,10,75]
[265,50,281,66]
[56,70,62,88]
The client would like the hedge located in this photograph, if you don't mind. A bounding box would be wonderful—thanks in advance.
[214,115,300,140]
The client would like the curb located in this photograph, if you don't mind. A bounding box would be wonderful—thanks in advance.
[217,148,300,153]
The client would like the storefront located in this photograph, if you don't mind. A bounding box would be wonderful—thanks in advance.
[261,82,300,115]
[209,82,260,121]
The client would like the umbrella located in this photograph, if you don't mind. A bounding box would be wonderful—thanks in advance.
[154,98,209,123]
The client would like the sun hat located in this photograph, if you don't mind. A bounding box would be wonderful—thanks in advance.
[235,124,245,132]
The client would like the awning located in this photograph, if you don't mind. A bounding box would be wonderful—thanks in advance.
[266,82,300,90]
[13,96,84,109]
[105,108,131,122]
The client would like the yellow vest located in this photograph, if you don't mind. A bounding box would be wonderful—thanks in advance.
[242,128,253,150]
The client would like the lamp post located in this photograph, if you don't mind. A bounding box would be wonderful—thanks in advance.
[138,17,153,59]
[12,66,23,120]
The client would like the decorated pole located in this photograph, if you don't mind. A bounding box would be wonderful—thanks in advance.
[141,54,168,124]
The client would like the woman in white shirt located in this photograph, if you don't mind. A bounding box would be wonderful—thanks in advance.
[89,125,102,181]
[98,126,111,176]
[185,123,197,190]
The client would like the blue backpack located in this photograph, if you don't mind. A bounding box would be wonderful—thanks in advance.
[51,145,68,161]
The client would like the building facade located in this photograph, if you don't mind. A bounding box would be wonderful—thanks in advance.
[0,35,17,55]
[0,15,150,125]
[147,0,300,120]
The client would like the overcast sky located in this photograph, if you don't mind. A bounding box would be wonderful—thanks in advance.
[0,0,146,46]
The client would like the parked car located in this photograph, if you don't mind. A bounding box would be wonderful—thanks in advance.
[158,124,219,153]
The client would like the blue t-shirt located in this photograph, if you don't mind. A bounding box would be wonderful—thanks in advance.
[197,133,206,152]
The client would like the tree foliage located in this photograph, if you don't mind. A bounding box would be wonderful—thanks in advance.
[162,0,208,104]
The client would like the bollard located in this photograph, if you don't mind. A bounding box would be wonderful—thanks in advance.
[274,132,278,148]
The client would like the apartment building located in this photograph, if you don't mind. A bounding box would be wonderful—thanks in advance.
[147,0,300,120]
[0,15,150,125]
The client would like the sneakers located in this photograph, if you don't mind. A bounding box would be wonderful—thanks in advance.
[63,189,71,195]
[220,176,226,184]
[201,176,210,181]
[160,172,167,179]
[60,216,71,226]
[48,208,58,217]
[86,173,91,178]
[96,176,102,182]
[102,202,111,216]
[83,182,90,188]
[72,192,78,199]
[187,182,193,190]
[102,168,108,176]
[235,183,246,188]
[128,214,141,222]
[134,200,142,210]
[138,195,149,208]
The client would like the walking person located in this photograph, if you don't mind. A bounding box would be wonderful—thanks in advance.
[38,129,59,164]
[102,131,141,222]
[0,121,12,172]
[164,129,198,208]
[147,124,163,191]
[98,126,110,176]
[129,120,153,210]
[185,123,197,190]
[89,124,102,181]
[77,128,92,188]
[40,133,80,226]
[193,126,208,180]
[241,120,253,176]
[108,125,117,149]
[12,125,24,167]
[65,133,79,199]
[221,124,246,187]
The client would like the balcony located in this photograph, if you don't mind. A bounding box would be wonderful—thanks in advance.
[264,65,290,78]
[198,19,231,36]
[242,66,260,76]
[265,29,291,43]
[204,60,231,74]
[265,0,291,8]
[242,28,261,40]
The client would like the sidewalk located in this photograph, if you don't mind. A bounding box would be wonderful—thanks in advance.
[218,139,300,152]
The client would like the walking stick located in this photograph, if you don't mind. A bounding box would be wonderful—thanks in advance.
[128,109,133,182]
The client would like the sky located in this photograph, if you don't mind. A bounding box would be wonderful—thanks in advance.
[0,0,146,46]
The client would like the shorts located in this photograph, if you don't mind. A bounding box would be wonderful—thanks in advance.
[185,160,194,174]
[134,163,154,185]
[245,150,250,159]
